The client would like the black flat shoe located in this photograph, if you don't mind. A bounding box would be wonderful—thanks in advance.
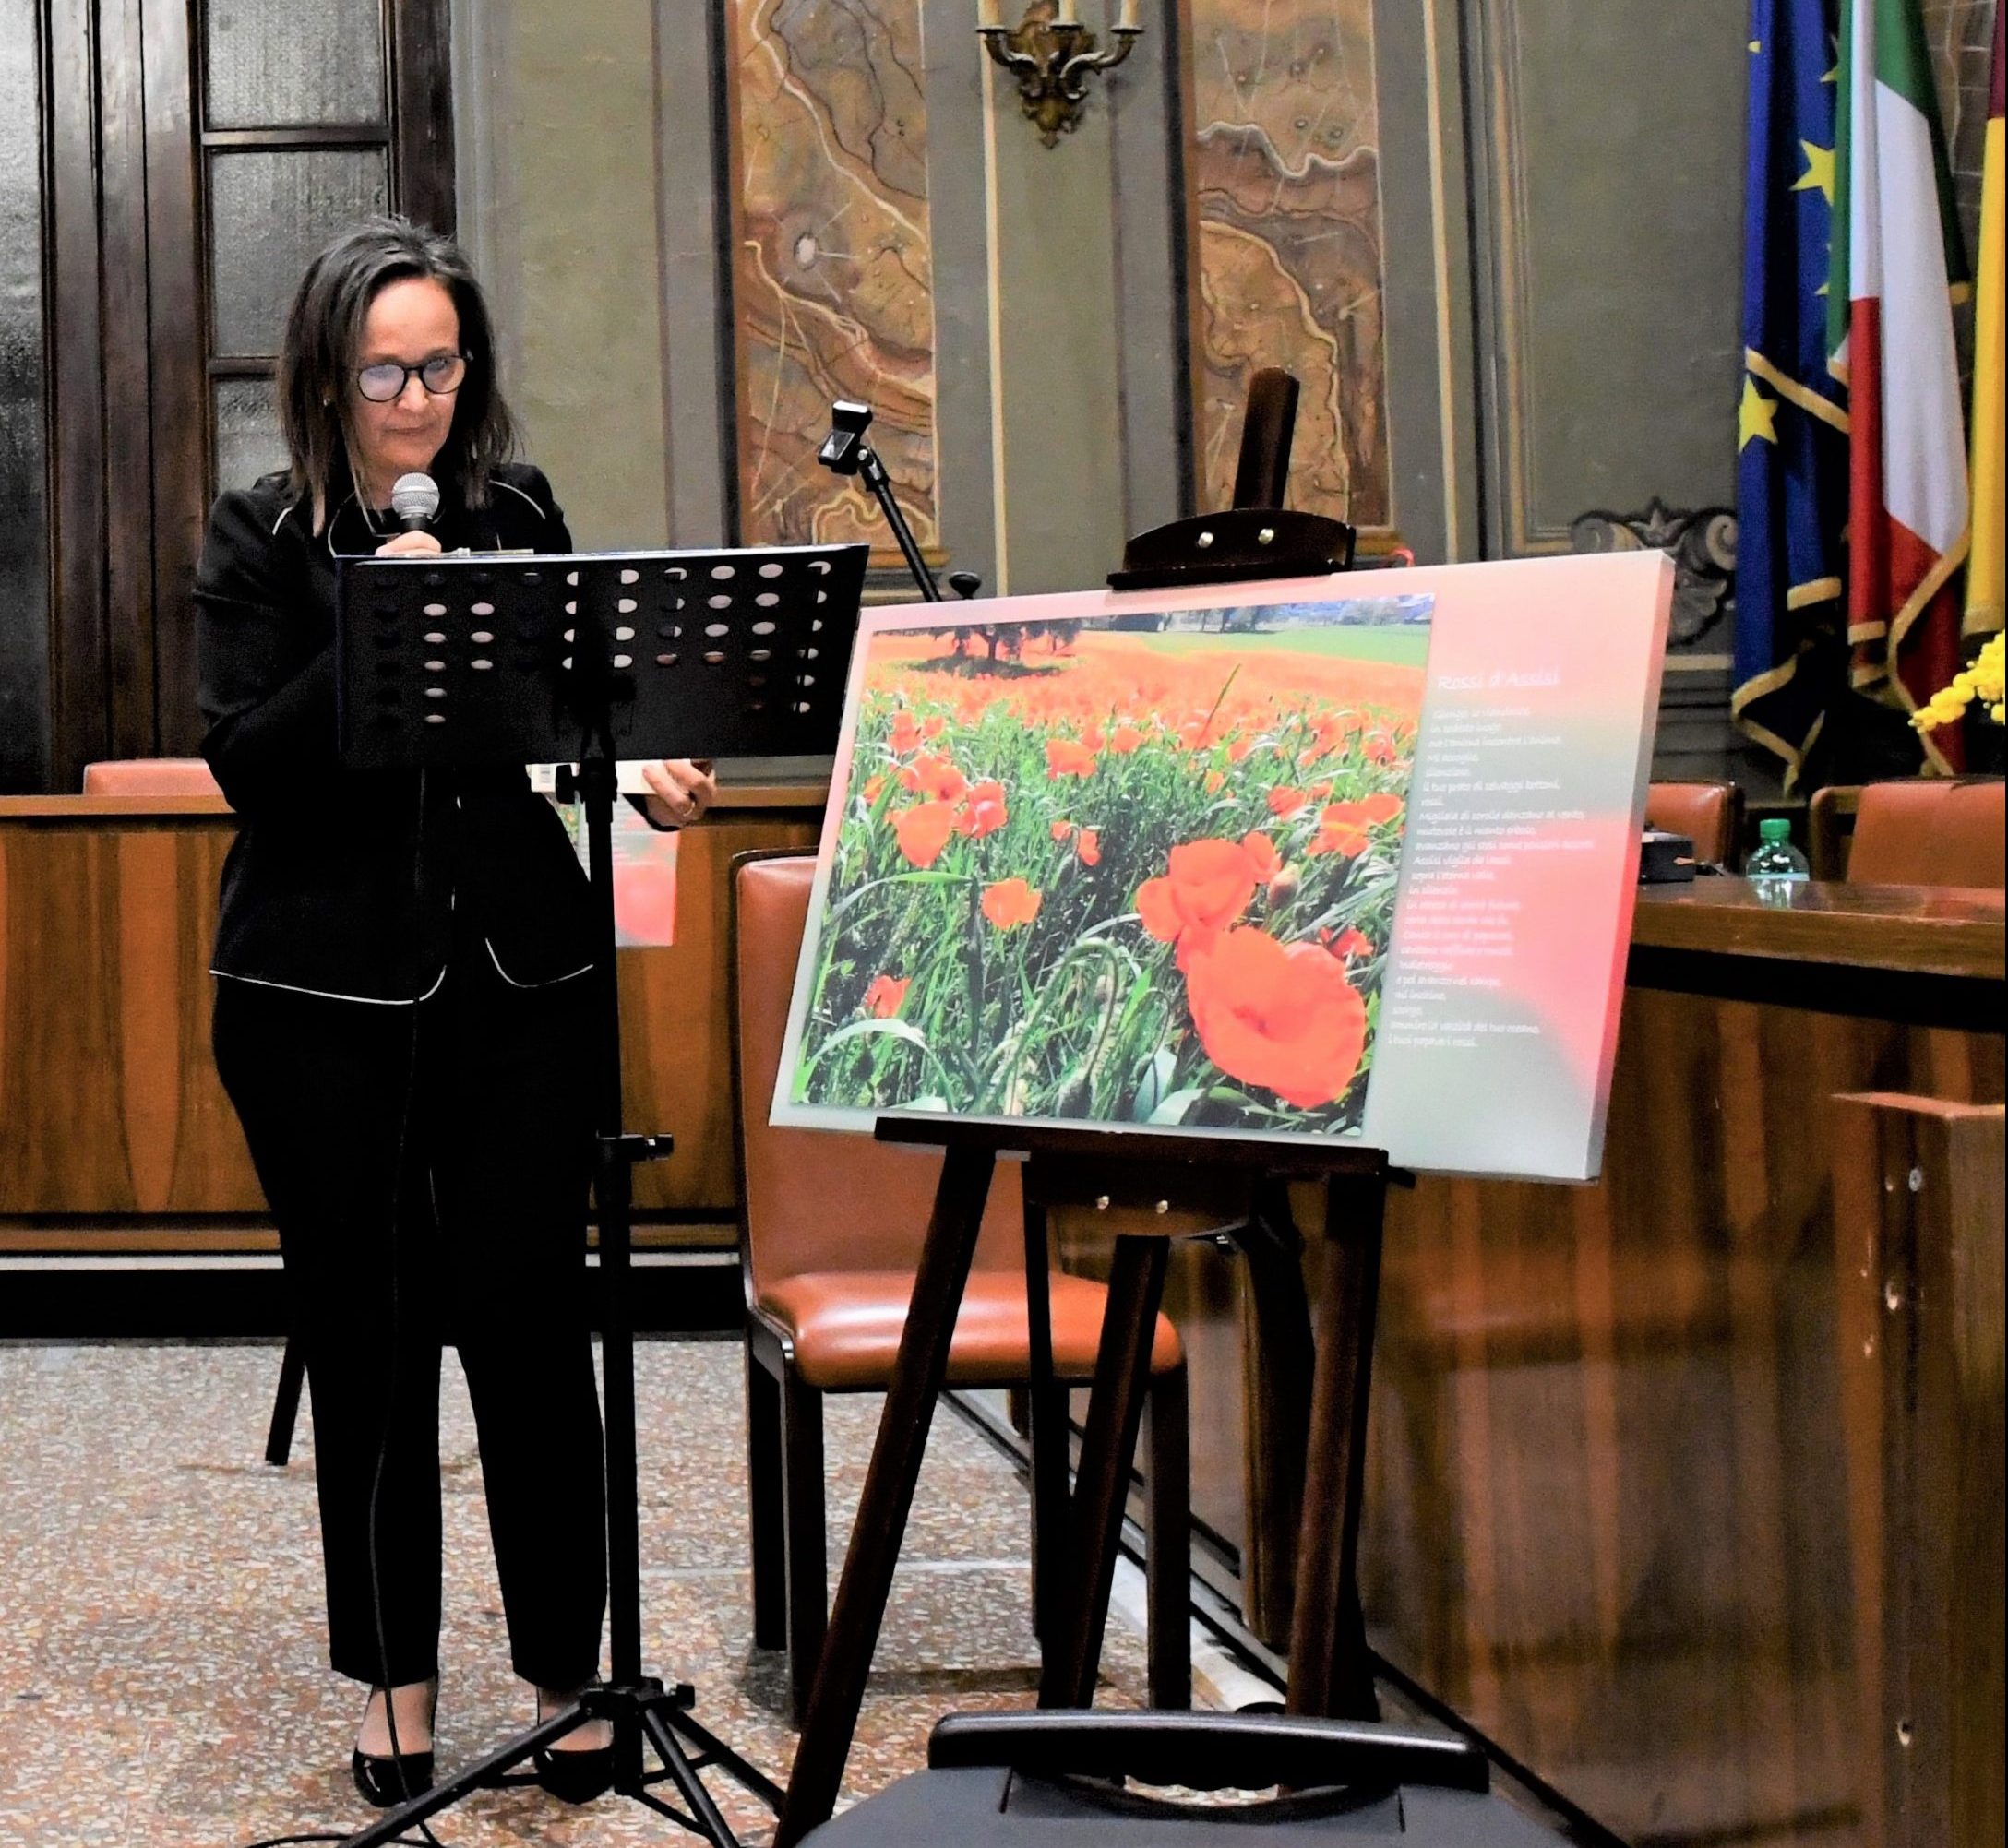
[534,1738,616,1806]
[351,1746,436,1808]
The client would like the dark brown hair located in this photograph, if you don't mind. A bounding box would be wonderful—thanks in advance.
[277,215,517,529]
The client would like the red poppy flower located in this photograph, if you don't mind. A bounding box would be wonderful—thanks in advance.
[1185,929,1369,1109]
[1266,786,1309,818]
[1050,818,1075,841]
[1109,723,1144,755]
[892,801,956,868]
[1134,838,1259,968]
[1242,831,1282,884]
[1075,828,1101,867]
[1307,793,1404,857]
[889,711,922,756]
[958,780,1009,838]
[1203,769,1226,793]
[922,714,946,738]
[863,973,910,1018]
[862,773,886,803]
[913,752,969,805]
[1226,738,1254,765]
[1306,817,1369,858]
[1046,738,1098,778]
[982,877,1043,930]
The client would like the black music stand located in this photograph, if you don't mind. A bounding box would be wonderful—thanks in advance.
[331,539,867,1848]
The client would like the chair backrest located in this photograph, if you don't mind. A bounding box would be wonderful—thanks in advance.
[80,757,221,796]
[731,853,1023,1294]
[1839,778,2005,887]
[1806,784,1861,879]
[1644,780,1741,864]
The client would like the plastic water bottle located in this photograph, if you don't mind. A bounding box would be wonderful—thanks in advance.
[1743,817,1810,902]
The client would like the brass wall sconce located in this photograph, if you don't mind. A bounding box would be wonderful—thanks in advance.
[978,2,1143,149]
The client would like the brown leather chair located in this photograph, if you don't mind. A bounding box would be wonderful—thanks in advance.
[1813,777,2005,887]
[80,757,222,796]
[1644,780,1741,865]
[731,852,1189,1722]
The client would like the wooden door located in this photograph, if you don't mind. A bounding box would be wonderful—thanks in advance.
[39,0,453,790]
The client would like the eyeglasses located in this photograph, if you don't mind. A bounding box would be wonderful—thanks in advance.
[354,352,469,403]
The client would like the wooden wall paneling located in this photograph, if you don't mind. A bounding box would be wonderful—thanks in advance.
[2,801,822,1229]
[114,829,184,1210]
[0,817,262,1214]
[619,812,819,1214]
[99,0,157,761]
[3,822,148,1211]
[0,0,53,793]
[392,0,457,233]
[1352,986,2006,1848]
[1831,1093,2006,1848]
[46,0,111,792]
[143,0,209,758]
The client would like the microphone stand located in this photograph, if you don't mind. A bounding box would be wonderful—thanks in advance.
[817,399,982,602]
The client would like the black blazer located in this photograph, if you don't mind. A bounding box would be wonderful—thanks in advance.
[196,462,599,1002]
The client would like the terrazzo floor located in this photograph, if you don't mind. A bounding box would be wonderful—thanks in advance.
[0,1338,1158,1847]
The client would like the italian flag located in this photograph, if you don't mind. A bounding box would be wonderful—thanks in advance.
[1829,0,1972,770]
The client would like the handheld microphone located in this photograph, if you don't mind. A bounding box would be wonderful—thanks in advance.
[390,471,440,532]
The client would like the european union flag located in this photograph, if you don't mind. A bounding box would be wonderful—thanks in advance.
[1732,0,1850,789]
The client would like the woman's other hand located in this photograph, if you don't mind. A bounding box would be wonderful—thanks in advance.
[639,758,716,829]
[374,531,444,556]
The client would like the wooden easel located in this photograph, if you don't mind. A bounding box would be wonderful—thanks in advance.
[775,366,1386,1844]
[772,1121,1394,1845]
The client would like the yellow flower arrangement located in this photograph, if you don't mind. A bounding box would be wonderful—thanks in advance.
[1913,632,2006,730]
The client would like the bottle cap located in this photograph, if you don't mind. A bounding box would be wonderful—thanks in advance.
[1759,817,1791,843]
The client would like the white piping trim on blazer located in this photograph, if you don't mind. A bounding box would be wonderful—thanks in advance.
[484,939,592,990]
[209,964,450,1006]
[492,478,546,521]
[322,478,547,560]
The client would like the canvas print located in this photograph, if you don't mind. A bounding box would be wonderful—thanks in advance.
[782,592,1432,1139]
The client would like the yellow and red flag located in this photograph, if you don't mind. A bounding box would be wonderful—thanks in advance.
[1966,5,2004,646]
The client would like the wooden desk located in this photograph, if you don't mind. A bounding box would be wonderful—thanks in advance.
[1630,878,2004,1027]
[1101,880,2002,1848]
[0,788,824,1243]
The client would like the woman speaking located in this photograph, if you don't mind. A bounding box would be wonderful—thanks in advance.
[195,215,710,1809]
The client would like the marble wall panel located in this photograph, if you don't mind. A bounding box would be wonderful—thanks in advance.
[1185,0,1392,532]
[726,0,940,552]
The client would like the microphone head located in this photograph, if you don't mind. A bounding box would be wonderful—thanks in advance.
[390,471,440,529]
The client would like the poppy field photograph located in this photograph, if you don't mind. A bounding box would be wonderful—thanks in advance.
[782,592,1433,1140]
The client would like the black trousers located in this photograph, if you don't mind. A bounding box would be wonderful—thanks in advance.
[213,948,607,1690]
